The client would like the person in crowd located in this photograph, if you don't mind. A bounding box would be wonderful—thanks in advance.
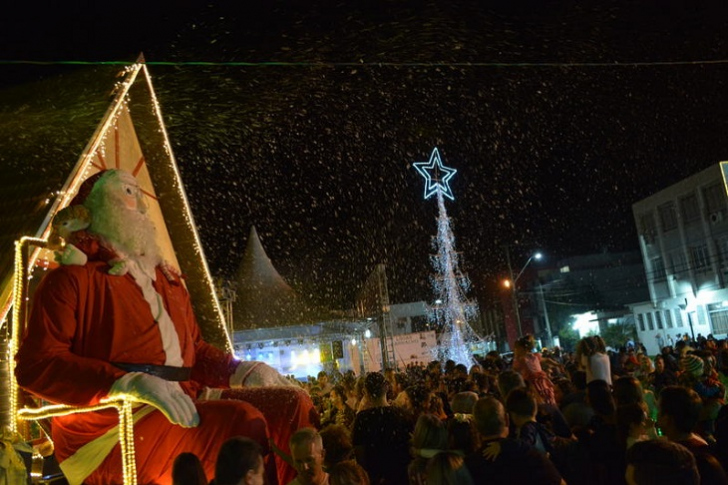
[634,354,654,384]
[496,370,526,401]
[470,372,490,397]
[352,376,366,411]
[351,372,413,485]
[483,351,506,374]
[616,403,651,450]
[513,334,557,405]
[469,364,484,378]
[613,376,658,425]
[714,404,728,472]
[662,346,680,373]
[679,353,725,438]
[328,460,370,485]
[498,370,571,439]
[318,371,334,396]
[464,396,564,485]
[448,414,479,456]
[426,451,474,485]
[560,371,587,411]
[613,375,645,407]
[561,400,595,438]
[451,391,478,416]
[624,439,699,485]
[394,384,433,422]
[624,348,640,374]
[584,379,625,485]
[212,437,266,485]
[429,392,450,420]
[576,336,612,386]
[657,386,728,484]
[325,385,356,429]
[409,413,449,485]
[14,169,317,485]
[393,372,411,399]
[319,424,354,470]
[719,346,728,376]
[384,368,398,402]
[505,388,555,456]
[648,354,677,395]
[611,347,626,376]
[288,428,329,485]
[552,378,576,408]
[452,364,469,381]
[172,452,207,485]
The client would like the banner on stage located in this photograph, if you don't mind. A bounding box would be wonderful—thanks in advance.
[364,331,437,372]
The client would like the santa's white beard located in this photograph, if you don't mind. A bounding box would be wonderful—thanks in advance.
[88,197,162,270]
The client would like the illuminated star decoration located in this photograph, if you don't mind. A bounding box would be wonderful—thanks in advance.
[413,147,457,200]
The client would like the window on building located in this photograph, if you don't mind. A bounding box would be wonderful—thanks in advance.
[689,245,711,272]
[703,183,727,218]
[652,256,666,280]
[668,250,689,276]
[708,303,728,334]
[655,311,663,329]
[716,237,728,270]
[675,309,684,327]
[639,213,657,244]
[680,193,701,224]
[637,314,645,332]
[647,313,655,330]
[658,202,678,232]
[665,310,673,328]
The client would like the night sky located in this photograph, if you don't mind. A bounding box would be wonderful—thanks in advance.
[2,1,728,311]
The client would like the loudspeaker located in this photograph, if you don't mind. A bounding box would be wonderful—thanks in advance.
[332,340,344,359]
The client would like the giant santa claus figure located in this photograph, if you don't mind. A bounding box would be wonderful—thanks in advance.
[16,169,318,485]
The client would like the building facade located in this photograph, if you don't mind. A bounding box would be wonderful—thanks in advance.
[631,162,728,354]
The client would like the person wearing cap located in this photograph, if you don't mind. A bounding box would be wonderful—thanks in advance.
[15,170,317,485]
[679,353,725,439]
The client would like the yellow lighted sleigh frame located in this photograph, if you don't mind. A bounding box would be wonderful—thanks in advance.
[11,237,139,485]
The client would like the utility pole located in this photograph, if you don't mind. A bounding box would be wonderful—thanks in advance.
[538,282,553,348]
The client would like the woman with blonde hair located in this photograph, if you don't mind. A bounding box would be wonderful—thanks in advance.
[409,414,449,485]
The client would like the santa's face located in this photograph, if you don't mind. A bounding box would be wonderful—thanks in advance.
[111,171,147,213]
[119,174,147,214]
[85,170,160,263]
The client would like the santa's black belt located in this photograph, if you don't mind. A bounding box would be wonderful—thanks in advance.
[113,362,192,381]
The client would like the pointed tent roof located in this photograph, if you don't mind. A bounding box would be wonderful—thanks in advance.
[233,226,329,330]
[0,59,231,351]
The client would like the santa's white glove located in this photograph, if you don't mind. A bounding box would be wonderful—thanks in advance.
[109,372,199,427]
[55,244,88,266]
[230,361,297,388]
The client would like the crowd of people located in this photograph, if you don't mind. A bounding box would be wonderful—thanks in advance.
[172,333,728,485]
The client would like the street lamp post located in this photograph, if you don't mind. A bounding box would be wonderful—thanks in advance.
[504,247,543,338]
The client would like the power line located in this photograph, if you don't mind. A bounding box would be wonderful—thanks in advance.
[1,59,728,68]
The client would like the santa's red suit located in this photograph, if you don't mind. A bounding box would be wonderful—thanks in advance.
[16,258,317,485]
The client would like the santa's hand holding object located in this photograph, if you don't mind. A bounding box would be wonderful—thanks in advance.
[16,170,317,485]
